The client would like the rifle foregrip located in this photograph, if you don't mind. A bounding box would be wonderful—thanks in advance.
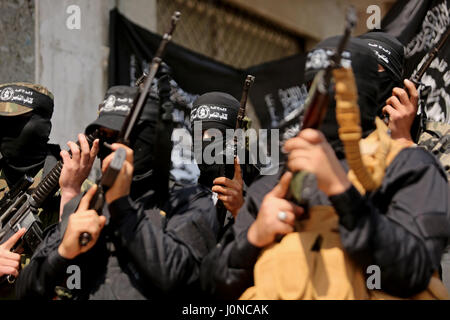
[286,171,317,206]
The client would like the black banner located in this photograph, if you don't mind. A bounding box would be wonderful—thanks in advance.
[382,0,450,123]
[108,9,306,130]
[247,55,307,129]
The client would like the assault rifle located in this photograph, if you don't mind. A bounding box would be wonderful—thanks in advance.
[410,27,450,87]
[0,132,98,284]
[0,175,34,216]
[215,75,255,225]
[285,7,357,206]
[78,11,181,246]
[236,75,256,130]
[409,26,450,141]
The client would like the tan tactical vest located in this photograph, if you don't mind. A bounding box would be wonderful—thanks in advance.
[240,68,449,300]
[418,120,450,181]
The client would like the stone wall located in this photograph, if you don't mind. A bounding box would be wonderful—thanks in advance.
[0,0,35,83]
[34,0,156,146]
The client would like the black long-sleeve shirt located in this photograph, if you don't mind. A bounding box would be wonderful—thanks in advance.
[16,184,219,299]
[200,147,450,299]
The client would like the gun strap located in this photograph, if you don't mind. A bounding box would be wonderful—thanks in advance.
[334,67,413,194]
[333,67,380,192]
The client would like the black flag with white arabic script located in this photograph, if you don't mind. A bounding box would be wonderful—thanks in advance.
[382,0,450,123]
[108,9,306,182]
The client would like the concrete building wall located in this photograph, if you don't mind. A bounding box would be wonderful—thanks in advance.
[35,0,115,146]
[35,0,156,147]
[0,0,35,83]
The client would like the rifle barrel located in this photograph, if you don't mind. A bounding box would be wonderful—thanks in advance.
[237,75,255,129]
[411,26,450,84]
[155,11,181,58]
[79,11,181,247]
[119,11,181,145]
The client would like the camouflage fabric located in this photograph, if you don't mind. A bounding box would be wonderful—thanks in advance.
[418,121,450,181]
[0,165,94,300]
[0,101,32,117]
[0,168,60,228]
[0,168,56,300]
[0,82,54,117]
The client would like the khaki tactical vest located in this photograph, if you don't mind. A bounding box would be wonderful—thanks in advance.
[240,68,449,300]
[418,120,450,181]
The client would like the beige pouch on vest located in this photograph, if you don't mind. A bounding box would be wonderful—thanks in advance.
[240,207,371,300]
[240,206,448,300]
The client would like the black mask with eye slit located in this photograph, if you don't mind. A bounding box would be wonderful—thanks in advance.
[86,85,160,200]
[0,113,51,185]
[190,92,240,187]
[304,37,380,159]
[358,32,405,116]
[196,130,235,189]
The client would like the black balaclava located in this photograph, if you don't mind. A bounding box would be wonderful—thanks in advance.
[0,84,54,186]
[86,86,139,160]
[304,36,380,159]
[358,31,405,114]
[190,92,240,189]
[85,85,159,200]
[129,95,159,196]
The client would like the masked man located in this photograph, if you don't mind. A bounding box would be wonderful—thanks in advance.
[191,92,259,237]
[358,31,420,144]
[16,85,220,299]
[200,37,449,299]
[0,83,62,298]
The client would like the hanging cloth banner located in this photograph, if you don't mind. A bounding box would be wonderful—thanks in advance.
[382,0,450,123]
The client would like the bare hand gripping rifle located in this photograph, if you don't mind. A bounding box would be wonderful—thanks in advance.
[285,7,357,206]
[409,25,450,141]
[0,133,99,251]
[215,75,255,224]
[0,132,98,284]
[78,11,181,246]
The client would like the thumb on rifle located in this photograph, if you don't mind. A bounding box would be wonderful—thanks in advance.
[269,172,293,199]
[1,228,26,251]
[77,184,98,212]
